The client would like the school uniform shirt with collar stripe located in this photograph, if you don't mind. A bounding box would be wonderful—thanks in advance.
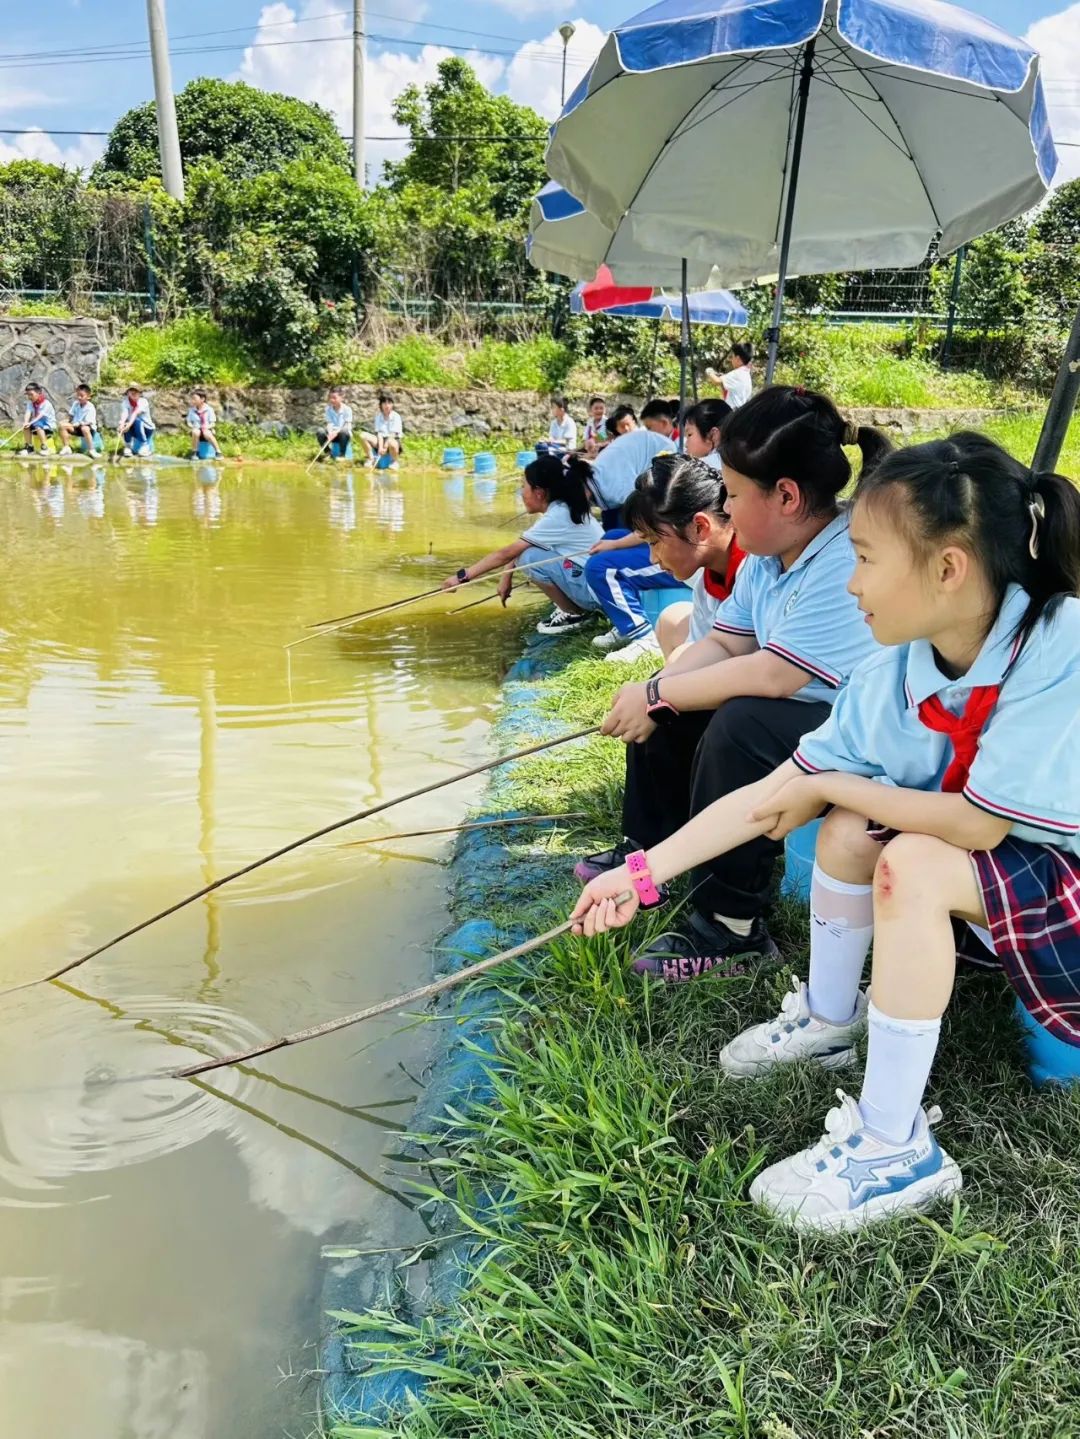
[793,585,1080,857]
[687,541,747,642]
[712,510,875,706]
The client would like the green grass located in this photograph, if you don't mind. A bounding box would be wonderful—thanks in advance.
[1,297,74,319]
[327,644,1080,1439]
[100,315,261,388]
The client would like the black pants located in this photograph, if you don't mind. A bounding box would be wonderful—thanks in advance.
[622,694,831,922]
[316,427,352,456]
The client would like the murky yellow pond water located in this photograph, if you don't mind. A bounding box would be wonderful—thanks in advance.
[0,459,529,1437]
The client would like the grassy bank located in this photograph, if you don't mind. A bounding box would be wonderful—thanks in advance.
[328,634,1080,1439]
[89,315,1040,412]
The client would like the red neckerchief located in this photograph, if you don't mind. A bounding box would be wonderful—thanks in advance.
[917,686,1001,793]
[702,539,746,603]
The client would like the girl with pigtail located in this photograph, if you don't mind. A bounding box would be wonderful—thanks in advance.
[443,452,605,634]
[575,431,1080,1233]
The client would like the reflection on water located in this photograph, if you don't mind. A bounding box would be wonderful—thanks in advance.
[0,460,529,1437]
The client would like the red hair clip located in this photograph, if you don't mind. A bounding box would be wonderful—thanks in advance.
[794,385,806,396]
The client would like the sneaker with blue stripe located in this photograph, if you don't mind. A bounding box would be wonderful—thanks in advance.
[749,1090,963,1232]
[719,977,867,1078]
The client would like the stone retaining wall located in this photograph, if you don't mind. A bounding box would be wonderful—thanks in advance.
[0,317,108,426]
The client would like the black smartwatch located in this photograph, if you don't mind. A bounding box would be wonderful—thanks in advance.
[645,676,680,726]
[457,567,469,582]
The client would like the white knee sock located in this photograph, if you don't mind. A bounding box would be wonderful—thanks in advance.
[807,864,874,1024]
[858,1003,942,1144]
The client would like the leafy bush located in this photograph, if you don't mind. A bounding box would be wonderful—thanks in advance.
[464,338,573,391]
[364,335,456,386]
[101,315,258,387]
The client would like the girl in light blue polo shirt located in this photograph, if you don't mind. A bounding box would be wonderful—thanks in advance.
[574,431,1080,1233]
[442,453,603,635]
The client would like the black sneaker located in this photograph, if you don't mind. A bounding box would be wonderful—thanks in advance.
[573,839,669,907]
[631,909,778,983]
[536,609,591,636]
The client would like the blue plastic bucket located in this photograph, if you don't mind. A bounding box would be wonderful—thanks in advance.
[641,584,694,626]
[81,434,104,456]
[374,451,395,470]
[196,437,218,460]
[1015,998,1080,1087]
[780,819,822,902]
[516,449,535,470]
[473,452,497,475]
[442,447,466,470]
[330,435,353,460]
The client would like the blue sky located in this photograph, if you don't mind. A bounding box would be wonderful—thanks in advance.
[1,0,1077,180]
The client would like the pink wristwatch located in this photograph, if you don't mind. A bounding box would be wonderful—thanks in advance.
[626,849,661,907]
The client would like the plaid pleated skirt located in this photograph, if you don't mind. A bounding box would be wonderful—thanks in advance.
[969,837,1080,1048]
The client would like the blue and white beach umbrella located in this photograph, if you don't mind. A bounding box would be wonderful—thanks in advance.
[545,0,1057,375]
[569,279,748,326]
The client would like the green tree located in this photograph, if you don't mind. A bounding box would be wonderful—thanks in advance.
[92,78,350,184]
[385,57,547,220]
[1026,179,1080,320]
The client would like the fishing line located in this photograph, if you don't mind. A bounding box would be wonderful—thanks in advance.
[0,726,601,998]
[338,812,585,848]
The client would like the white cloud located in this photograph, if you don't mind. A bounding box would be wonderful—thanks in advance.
[503,19,606,119]
[1026,3,1080,186]
[232,4,604,180]
[0,128,104,172]
[485,0,576,12]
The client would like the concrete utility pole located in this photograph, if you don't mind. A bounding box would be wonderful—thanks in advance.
[353,0,366,188]
[146,0,184,202]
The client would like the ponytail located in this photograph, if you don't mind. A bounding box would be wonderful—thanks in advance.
[623,452,727,537]
[524,452,594,526]
[854,431,1080,647]
[720,386,891,516]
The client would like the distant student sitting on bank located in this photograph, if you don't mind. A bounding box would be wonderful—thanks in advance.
[706,341,754,410]
[316,387,353,461]
[18,382,57,455]
[372,393,404,467]
[583,396,609,455]
[59,384,101,456]
[442,452,603,637]
[118,385,155,457]
[548,395,578,451]
[186,389,222,459]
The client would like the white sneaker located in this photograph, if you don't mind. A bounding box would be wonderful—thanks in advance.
[58,445,73,456]
[720,977,868,1078]
[122,446,133,458]
[749,1090,962,1232]
[604,632,662,664]
[591,627,628,652]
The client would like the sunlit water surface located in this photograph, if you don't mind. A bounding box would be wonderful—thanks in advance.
[0,458,530,1438]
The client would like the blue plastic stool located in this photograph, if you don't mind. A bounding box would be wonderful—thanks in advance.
[196,437,219,460]
[516,449,535,470]
[374,451,396,470]
[132,436,155,457]
[473,452,497,475]
[780,819,822,902]
[1015,999,1080,1087]
[641,584,694,626]
[80,434,105,456]
[330,435,353,460]
[442,447,466,470]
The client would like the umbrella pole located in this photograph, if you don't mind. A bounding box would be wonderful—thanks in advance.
[647,316,661,398]
[765,37,816,384]
[678,257,689,452]
[1032,298,1080,475]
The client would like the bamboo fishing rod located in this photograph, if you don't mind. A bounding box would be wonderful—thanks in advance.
[303,543,596,638]
[173,893,632,1079]
[339,812,584,849]
[0,726,601,999]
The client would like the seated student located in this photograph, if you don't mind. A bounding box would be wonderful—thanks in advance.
[186,389,222,459]
[607,403,638,440]
[583,396,609,455]
[316,387,353,460]
[548,396,578,451]
[18,382,57,455]
[706,341,754,410]
[371,392,403,467]
[118,385,155,457]
[59,384,101,456]
[639,398,679,441]
[586,419,671,530]
[585,398,731,663]
[577,387,890,972]
[574,432,1080,1233]
[442,452,603,636]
